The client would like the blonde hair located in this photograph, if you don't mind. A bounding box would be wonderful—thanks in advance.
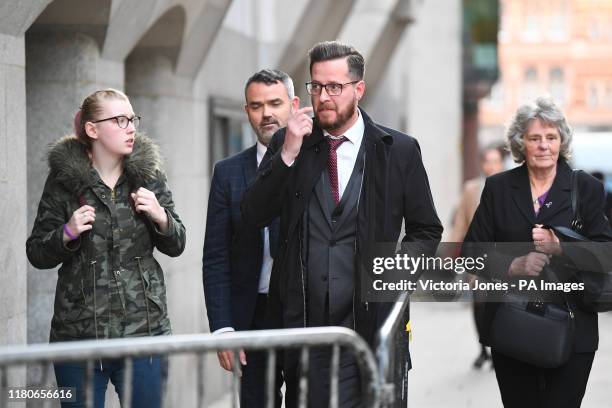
[74,88,129,149]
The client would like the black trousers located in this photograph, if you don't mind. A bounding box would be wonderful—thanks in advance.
[283,346,363,408]
[492,350,595,408]
[241,294,283,408]
[282,296,362,408]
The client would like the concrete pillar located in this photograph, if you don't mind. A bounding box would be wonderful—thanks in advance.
[0,32,28,388]
[25,31,124,346]
[125,52,214,407]
[276,0,356,100]
[340,0,415,104]
[404,0,463,239]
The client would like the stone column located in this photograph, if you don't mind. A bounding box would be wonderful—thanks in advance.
[126,51,211,407]
[0,33,28,390]
[404,0,462,239]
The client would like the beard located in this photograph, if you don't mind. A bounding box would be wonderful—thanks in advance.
[254,119,280,145]
[315,99,357,132]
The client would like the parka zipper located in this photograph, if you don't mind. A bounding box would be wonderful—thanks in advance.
[89,260,103,371]
[298,221,307,328]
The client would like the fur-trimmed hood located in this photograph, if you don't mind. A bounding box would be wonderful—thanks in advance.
[47,133,163,195]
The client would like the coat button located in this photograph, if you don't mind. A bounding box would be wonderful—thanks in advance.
[115,270,121,276]
[321,275,328,282]
[295,191,302,199]
[101,194,106,199]
[329,240,336,247]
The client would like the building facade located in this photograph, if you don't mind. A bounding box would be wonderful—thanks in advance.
[480,0,612,139]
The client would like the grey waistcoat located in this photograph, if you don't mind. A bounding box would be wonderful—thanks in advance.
[305,139,366,328]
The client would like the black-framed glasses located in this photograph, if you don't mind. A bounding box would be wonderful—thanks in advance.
[91,115,141,129]
[305,81,359,96]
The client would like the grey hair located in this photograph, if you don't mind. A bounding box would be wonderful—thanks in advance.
[506,96,573,163]
[244,69,295,99]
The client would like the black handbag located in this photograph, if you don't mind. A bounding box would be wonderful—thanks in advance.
[488,171,581,368]
[489,267,575,368]
[560,170,612,312]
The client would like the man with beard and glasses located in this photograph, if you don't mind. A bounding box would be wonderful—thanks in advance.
[203,69,298,407]
[242,41,443,407]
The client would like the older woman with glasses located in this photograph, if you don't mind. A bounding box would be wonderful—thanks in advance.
[464,97,612,408]
[27,88,185,408]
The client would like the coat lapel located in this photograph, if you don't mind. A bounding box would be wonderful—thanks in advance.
[313,172,333,227]
[285,126,327,237]
[241,145,258,186]
[536,161,573,225]
[360,113,393,242]
[296,125,328,205]
[510,164,537,225]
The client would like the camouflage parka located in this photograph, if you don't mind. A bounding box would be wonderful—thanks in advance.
[26,134,186,342]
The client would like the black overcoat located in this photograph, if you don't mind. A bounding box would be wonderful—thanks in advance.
[242,110,443,345]
[464,160,612,352]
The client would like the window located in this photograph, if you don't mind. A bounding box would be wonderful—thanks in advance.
[547,0,568,41]
[604,84,612,108]
[522,2,541,42]
[549,67,565,106]
[588,16,600,39]
[521,67,539,101]
[586,83,599,108]
[209,97,254,175]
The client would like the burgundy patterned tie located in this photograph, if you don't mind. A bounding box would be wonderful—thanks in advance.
[326,136,348,205]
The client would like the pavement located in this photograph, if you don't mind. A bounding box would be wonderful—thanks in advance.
[409,302,612,408]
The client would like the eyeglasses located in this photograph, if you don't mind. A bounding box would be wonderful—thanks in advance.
[305,81,359,96]
[91,115,141,129]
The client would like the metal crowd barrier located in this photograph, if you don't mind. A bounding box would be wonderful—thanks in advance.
[0,295,411,408]
[375,292,411,407]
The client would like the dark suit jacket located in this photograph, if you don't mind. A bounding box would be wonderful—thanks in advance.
[203,145,279,332]
[464,160,612,352]
[242,110,443,346]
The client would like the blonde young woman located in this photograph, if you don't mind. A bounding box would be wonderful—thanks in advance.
[27,89,185,408]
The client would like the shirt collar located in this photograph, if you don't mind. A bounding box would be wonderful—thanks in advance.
[256,140,267,167]
[323,108,365,146]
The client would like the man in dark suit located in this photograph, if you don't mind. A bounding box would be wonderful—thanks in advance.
[203,69,299,407]
[242,41,443,407]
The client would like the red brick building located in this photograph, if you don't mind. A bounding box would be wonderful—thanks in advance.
[480,0,612,140]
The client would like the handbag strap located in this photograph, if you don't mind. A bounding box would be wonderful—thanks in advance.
[545,169,583,313]
[533,170,585,314]
[570,170,584,232]
[541,265,574,314]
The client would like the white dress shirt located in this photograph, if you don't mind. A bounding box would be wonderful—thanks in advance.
[256,141,274,294]
[323,109,365,200]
